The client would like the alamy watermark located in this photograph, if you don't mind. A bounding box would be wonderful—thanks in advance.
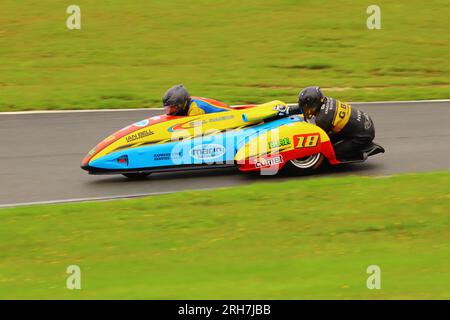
[66,5,81,30]
[366,265,381,289]
[367,5,381,30]
[66,265,81,290]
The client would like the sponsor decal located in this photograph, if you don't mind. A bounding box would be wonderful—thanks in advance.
[190,144,226,160]
[268,137,291,149]
[190,120,206,127]
[364,113,372,129]
[322,99,333,114]
[125,129,154,143]
[356,109,362,122]
[133,119,149,127]
[294,134,320,148]
[153,152,182,161]
[255,155,284,168]
[168,118,205,132]
[208,115,234,123]
[169,115,234,132]
[338,103,349,119]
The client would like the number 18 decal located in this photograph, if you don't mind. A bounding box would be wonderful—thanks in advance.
[294,134,320,148]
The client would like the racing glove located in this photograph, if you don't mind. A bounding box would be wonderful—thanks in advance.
[273,104,301,116]
[273,104,288,116]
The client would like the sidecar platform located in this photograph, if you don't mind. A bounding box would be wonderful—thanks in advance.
[337,143,385,164]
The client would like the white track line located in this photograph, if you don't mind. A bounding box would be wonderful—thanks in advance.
[0,108,158,115]
[0,173,399,208]
[1,99,449,115]
[0,187,218,209]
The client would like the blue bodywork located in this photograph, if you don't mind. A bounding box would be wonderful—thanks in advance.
[89,116,303,171]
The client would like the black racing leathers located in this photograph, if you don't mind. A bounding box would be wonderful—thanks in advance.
[314,98,375,160]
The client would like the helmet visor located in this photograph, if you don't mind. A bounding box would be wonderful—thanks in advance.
[164,104,178,116]
[302,105,317,119]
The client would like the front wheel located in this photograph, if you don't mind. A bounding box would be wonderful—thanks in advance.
[285,153,324,174]
[122,172,151,180]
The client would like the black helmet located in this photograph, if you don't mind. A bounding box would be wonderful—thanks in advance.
[298,86,325,119]
[162,84,191,115]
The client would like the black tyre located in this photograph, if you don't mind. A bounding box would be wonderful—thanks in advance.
[285,153,324,174]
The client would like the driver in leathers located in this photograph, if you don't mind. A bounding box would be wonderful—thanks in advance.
[163,84,231,116]
[297,86,375,160]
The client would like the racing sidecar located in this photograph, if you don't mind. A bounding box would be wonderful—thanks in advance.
[81,98,384,178]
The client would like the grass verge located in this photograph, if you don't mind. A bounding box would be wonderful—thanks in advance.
[0,171,449,299]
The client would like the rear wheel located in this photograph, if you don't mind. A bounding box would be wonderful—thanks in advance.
[286,153,324,174]
[122,172,151,180]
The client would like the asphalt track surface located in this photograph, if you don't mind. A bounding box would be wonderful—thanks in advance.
[1,101,449,207]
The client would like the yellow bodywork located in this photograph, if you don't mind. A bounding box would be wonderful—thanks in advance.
[234,121,330,162]
[90,100,287,162]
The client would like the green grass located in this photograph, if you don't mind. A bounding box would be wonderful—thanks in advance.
[0,172,449,299]
[0,1,449,111]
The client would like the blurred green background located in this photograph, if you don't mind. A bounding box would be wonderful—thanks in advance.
[0,0,449,111]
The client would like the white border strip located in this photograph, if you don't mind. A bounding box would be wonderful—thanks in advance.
[1,99,449,115]
[352,99,450,104]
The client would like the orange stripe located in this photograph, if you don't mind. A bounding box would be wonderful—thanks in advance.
[191,96,232,109]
